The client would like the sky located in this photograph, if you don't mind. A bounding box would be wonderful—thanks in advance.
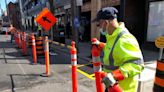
[0,0,17,16]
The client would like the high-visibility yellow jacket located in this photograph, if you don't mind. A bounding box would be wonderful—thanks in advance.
[38,26,42,31]
[103,23,144,92]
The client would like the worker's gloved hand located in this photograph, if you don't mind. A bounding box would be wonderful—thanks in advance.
[91,38,100,45]
[102,73,116,88]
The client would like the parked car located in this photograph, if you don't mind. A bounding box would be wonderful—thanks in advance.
[0,25,10,34]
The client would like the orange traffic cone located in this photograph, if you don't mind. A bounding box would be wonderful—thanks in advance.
[41,36,50,77]
[22,32,27,55]
[31,34,37,64]
[91,38,104,92]
[70,41,78,92]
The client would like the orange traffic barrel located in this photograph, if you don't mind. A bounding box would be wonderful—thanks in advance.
[153,59,164,92]
[28,34,32,48]
[36,37,44,56]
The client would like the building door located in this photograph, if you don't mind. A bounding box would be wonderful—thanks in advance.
[81,11,91,42]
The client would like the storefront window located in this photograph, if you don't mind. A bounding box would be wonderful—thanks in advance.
[147,1,164,42]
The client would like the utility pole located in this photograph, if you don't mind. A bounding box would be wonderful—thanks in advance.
[48,0,55,41]
[71,0,79,50]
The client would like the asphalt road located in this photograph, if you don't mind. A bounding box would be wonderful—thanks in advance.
[0,34,96,92]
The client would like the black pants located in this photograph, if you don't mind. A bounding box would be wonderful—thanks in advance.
[11,34,14,43]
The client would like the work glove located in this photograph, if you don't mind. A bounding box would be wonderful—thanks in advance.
[102,73,116,88]
[91,38,100,45]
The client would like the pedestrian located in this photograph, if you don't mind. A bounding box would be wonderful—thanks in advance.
[8,24,17,43]
[92,7,144,92]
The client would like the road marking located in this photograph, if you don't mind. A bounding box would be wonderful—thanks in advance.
[1,89,11,92]
[16,60,26,74]
[77,68,95,80]
[2,48,7,64]
[50,40,72,49]
[69,65,95,80]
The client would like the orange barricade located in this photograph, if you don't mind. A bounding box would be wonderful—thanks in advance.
[153,59,164,92]
[28,34,32,48]
[70,41,78,92]
[36,37,44,56]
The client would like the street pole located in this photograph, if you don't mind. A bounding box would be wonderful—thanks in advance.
[120,0,125,21]
[48,0,54,41]
[71,0,79,50]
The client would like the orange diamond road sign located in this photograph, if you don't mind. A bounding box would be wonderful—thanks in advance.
[35,8,57,31]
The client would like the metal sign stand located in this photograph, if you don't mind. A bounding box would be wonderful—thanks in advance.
[158,48,163,60]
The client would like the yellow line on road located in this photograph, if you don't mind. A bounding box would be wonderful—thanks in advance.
[76,69,95,80]
[50,40,72,49]
[69,65,95,80]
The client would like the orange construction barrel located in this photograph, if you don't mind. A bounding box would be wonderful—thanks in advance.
[28,34,32,48]
[36,37,44,56]
[153,59,164,92]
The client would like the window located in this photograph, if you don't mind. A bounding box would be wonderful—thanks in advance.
[147,1,164,42]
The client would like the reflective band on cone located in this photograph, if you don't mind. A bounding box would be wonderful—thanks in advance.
[94,65,102,72]
[71,54,77,60]
[32,39,36,45]
[72,61,77,66]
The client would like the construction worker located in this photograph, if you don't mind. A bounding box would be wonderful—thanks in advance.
[8,24,17,43]
[92,7,144,92]
[37,25,42,36]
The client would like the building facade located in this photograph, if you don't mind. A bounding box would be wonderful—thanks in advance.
[19,0,47,32]
[17,0,164,44]
[8,2,21,29]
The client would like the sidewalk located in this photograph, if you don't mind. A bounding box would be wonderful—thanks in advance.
[0,34,96,92]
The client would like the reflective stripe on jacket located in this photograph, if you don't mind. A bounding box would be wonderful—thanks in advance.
[103,23,144,92]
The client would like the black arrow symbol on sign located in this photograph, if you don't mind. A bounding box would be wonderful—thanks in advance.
[42,16,51,23]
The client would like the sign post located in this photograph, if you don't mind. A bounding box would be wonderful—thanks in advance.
[155,36,164,60]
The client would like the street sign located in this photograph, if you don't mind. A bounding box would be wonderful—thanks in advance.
[35,8,57,31]
[155,36,164,48]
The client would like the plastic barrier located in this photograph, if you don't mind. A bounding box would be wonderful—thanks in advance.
[153,59,164,92]
[70,41,78,92]
[22,32,27,55]
[28,34,32,48]
[18,32,21,48]
[31,33,37,64]
[36,37,44,56]
[41,36,50,77]
[91,38,104,92]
